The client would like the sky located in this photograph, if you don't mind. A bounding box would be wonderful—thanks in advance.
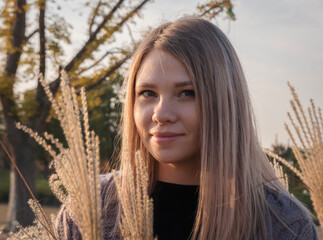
[61,0,323,148]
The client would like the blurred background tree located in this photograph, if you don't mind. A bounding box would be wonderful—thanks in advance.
[0,0,234,230]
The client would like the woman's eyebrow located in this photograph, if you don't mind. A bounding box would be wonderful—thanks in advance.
[136,81,192,88]
[136,83,156,88]
[174,81,193,87]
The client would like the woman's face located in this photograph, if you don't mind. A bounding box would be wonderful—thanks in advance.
[134,49,200,172]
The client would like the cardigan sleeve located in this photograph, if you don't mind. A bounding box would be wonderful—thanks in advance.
[55,205,82,240]
[270,218,318,240]
[296,219,318,240]
[265,187,318,240]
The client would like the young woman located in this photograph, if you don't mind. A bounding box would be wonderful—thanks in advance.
[57,17,318,239]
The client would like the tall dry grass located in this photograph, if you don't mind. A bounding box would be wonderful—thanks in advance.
[5,70,154,239]
[11,71,102,239]
[269,158,289,191]
[2,200,58,239]
[113,151,155,240]
[265,82,323,225]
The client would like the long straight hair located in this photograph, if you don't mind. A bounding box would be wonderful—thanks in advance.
[119,17,287,239]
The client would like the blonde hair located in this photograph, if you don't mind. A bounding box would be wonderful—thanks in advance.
[119,17,287,240]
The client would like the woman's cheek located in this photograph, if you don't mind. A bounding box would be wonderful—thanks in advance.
[134,102,151,137]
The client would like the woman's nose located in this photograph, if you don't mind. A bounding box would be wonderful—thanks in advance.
[152,98,177,124]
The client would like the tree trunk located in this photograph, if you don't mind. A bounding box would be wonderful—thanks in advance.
[7,2,47,229]
[0,0,35,230]
[7,130,36,230]
[0,135,11,169]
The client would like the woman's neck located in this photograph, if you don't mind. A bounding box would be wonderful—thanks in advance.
[157,162,200,185]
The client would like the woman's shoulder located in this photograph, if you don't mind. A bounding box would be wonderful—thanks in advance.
[265,187,318,240]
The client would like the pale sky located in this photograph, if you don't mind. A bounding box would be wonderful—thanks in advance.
[59,0,323,148]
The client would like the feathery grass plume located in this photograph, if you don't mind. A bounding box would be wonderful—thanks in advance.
[15,70,102,240]
[6,220,55,240]
[263,149,303,184]
[285,82,323,224]
[267,82,323,225]
[113,151,155,240]
[6,200,59,240]
[269,158,289,191]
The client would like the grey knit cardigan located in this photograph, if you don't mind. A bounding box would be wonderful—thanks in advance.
[56,174,318,240]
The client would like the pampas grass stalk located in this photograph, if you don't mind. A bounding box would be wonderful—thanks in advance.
[268,155,289,191]
[113,151,155,239]
[13,70,102,239]
[8,70,156,239]
[266,82,323,225]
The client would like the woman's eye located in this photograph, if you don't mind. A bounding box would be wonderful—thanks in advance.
[179,90,195,98]
[139,90,157,98]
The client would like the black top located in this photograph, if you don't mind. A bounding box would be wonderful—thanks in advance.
[151,181,199,240]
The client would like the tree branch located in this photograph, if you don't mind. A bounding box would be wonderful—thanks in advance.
[111,0,150,34]
[198,0,235,20]
[48,0,150,95]
[126,23,137,48]
[32,0,47,130]
[25,29,38,41]
[32,0,125,131]
[76,49,122,76]
[64,0,125,72]
[89,0,103,36]
[85,54,130,91]
[35,0,151,131]
[200,7,223,18]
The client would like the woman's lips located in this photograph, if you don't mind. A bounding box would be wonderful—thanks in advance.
[151,132,184,144]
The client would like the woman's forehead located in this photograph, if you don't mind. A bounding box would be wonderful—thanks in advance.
[136,49,191,86]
